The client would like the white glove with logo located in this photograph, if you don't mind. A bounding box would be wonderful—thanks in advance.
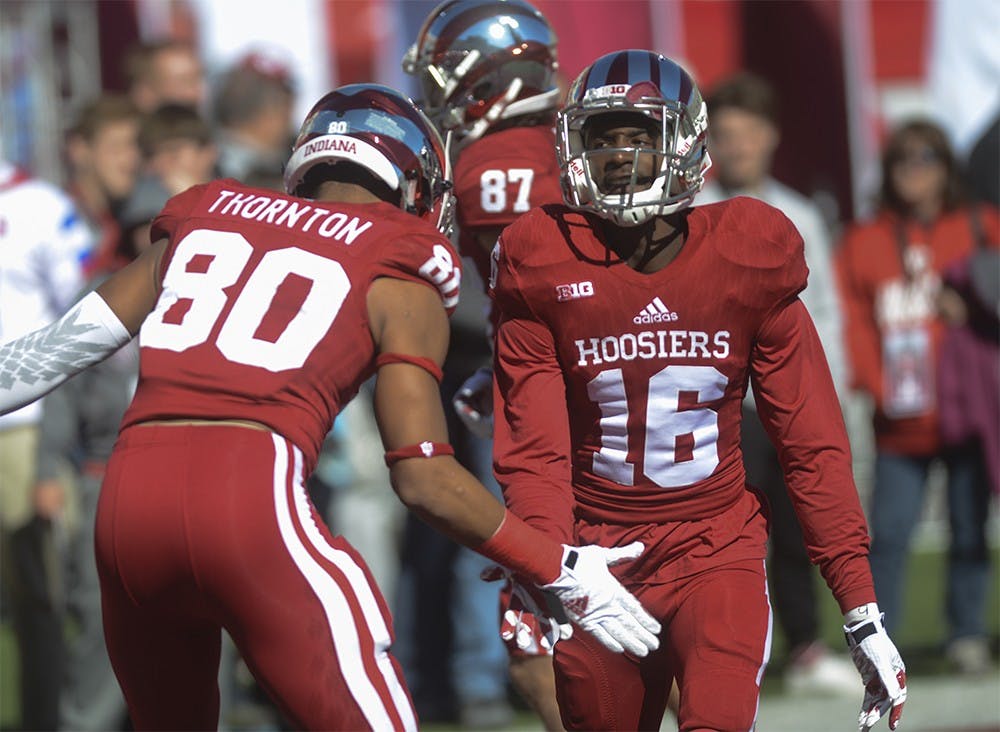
[482,565,574,655]
[843,603,907,731]
[503,581,574,654]
[452,366,494,439]
[540,542,661,657]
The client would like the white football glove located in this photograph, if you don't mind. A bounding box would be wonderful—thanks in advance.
[844,603,907,731]
[540,542,661,657]
[452,366,494,439]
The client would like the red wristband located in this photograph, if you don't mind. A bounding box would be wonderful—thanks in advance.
[384,441,455,467]
[375,352,444,383]
[477,511,563,585]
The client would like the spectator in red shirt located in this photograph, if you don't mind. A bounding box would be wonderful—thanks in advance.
[836,118,999,675]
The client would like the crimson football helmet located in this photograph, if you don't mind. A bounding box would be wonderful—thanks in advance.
[402,0,559,144]
[557,50,711,226]
[284,83,455,233]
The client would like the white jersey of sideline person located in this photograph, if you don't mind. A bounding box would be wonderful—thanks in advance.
[0,161,91,429]
[698,177,847,400]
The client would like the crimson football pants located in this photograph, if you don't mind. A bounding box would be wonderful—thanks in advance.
[554,510,773,731]
[95,424,417,731]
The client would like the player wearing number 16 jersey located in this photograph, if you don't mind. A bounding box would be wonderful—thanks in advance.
[492,51,908,731]
[0,84,663,730]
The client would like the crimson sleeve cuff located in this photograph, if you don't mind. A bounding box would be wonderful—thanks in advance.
[476,511,563,585]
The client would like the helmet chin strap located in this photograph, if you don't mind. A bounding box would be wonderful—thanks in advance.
[442,129,453,180]
[435,130,456,234]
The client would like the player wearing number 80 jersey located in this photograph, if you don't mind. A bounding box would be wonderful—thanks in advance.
[0,83,664,730]
[120,180,460,470]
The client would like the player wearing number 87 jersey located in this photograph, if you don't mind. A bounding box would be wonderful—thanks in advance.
[404,0,563,297]
[0,83,663,731]
[403,4,567,728]
[492,51,906,731]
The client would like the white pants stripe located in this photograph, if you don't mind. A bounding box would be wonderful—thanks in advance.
[272,434,416,731]
[751,558,774,731]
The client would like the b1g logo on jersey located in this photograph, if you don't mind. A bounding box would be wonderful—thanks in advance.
[555,281,594,302]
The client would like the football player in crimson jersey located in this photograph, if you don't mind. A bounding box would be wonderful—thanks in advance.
[491,50,908,731]
[403,0,563,288]
[403,2,566,727]
[0,84,662,731]
[404,0,565,432]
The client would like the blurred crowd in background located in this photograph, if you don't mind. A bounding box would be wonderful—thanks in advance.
[0,0,996,730]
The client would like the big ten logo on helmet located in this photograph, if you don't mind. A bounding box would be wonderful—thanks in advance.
[419,244,461,308]
[555,281,594,302]
[585,84,629,101]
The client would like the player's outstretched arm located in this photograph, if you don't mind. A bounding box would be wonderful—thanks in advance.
[367,277,661,657]
[0,239,164,417]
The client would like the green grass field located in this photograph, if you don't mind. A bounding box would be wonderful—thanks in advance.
[1,547,997,728]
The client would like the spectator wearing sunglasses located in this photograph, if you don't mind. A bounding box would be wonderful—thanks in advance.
[836,119,999,675]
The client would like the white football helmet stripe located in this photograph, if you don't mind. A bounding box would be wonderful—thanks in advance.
[284,134,400,194]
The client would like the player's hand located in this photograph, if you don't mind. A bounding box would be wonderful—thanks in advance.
[503,583,573,654]
[33,479,66,521]
[452,366,494,439]
[843,603,907,731]
[482,565,573,654]
[540,542,660,657]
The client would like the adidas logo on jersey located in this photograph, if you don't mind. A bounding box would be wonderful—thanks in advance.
[633,297,677,324]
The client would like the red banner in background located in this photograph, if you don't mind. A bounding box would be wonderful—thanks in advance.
[678,0,743,92]
[871,0,928,81]
[533,0,655,85]
[326,0,383,86]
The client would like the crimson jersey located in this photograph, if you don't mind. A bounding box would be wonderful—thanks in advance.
[121,179,460,470]
[453,125,562,286]
[492,197,874,610]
